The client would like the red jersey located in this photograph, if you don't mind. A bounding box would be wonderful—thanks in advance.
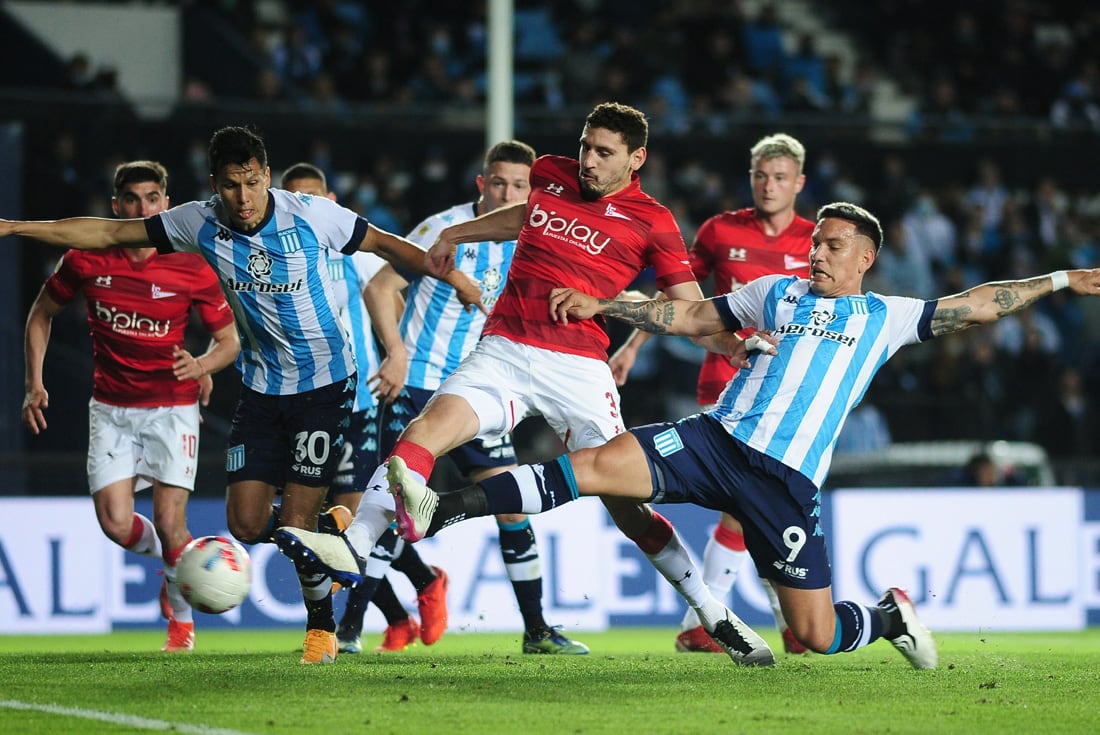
[690,208,815,404]
[45,248,234,408]
[483,154,694,360]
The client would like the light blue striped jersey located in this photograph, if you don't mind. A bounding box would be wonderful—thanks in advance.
[402,202,517,390]
[149,189,368,395]
[711,275,936,488]
[328,250,386,412]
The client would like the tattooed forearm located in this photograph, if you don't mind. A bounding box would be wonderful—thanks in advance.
[932,276,1051,336]
[599,298,676,334]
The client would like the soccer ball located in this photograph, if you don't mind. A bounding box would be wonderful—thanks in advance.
[176,536,252,614]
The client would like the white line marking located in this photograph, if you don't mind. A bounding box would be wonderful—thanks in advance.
[0,699,259,735]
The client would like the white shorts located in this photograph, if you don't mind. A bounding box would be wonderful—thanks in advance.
[86,398,201,494]
[437,335,626,451]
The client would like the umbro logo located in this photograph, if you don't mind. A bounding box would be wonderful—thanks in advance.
[151,284,177,299]
[604,203,630,220]
[95,275,112,288]
[545,183,564,195]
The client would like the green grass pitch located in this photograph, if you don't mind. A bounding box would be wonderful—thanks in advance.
[2,627,1099,734]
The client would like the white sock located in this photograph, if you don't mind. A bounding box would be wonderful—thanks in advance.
[346,490,395,557]
[680,530,749,631]
[163,563,193,623]
[762,577,791,631]
[645,529,713,610]
[127,513,162,559]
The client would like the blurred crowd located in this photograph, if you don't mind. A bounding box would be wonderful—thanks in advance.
[14,0,1100,465]
[163,0,1100,137]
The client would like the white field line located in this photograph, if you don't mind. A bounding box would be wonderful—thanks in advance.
[0,699,259,735]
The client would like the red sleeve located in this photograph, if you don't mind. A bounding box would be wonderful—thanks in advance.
[647,209,695,291]
[689,217,718,282]
[190,265,235,332]
[42,252,82,305]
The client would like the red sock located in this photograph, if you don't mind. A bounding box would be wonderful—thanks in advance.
[714,524,746,551]
[122,514,146,550]
[390,439,436,480]
[164,537,193,567]
[632,511,675,555]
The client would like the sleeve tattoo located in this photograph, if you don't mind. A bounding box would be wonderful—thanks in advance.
[599,298,677,334]
[931,279,1048,336]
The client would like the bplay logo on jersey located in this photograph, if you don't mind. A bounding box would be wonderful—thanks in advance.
[527,202,610,255]
[92,301,170,338]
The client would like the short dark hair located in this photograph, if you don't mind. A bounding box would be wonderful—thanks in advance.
[280,162,327,191]
[483,140,536,171]
[583,102,648,152]
[816,201,884,250]
[208,125,268,175]
[113,160,168,197]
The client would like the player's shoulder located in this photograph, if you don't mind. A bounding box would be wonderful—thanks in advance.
[408,202,475,246]
[700,207,756,229]
[791,213,816,235]
[531,154,577,184]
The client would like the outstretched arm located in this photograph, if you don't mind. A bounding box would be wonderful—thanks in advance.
[0,217,152,250]
[930,269,1100,337]
[356,224,484,313]
[549,288,728,336]
[427,201,526,275]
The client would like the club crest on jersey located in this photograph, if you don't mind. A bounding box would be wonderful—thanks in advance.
[247,251,273,278]
[604,203,630,220]
[528,202,611,255]
[809,309,837,327]
[151,284,177,299]
[328,258,346,282]
[278,227,303,254]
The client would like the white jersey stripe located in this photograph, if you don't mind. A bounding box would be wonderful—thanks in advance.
[713,275,931,487]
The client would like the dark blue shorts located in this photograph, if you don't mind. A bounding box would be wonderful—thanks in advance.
[631,413,831,590]
[329,404,384,495]
[382,386,516,474]
[225,376,355,489]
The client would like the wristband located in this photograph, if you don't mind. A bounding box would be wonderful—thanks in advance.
[1050,270,1069,291]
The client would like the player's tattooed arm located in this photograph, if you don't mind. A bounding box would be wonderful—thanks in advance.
[549,287,727,336]
[598,297,677,334]
[930,273,1075,337]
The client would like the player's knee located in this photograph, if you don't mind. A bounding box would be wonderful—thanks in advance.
[99,519,131,547]
[227,518,268,545]
[786,619,833,653]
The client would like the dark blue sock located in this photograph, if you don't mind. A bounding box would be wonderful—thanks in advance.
[479,456,579,515]
[825,600,884,654]
[497,518,546,632]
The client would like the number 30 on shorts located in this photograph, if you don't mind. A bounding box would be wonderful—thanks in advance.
[294,430,331,466]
